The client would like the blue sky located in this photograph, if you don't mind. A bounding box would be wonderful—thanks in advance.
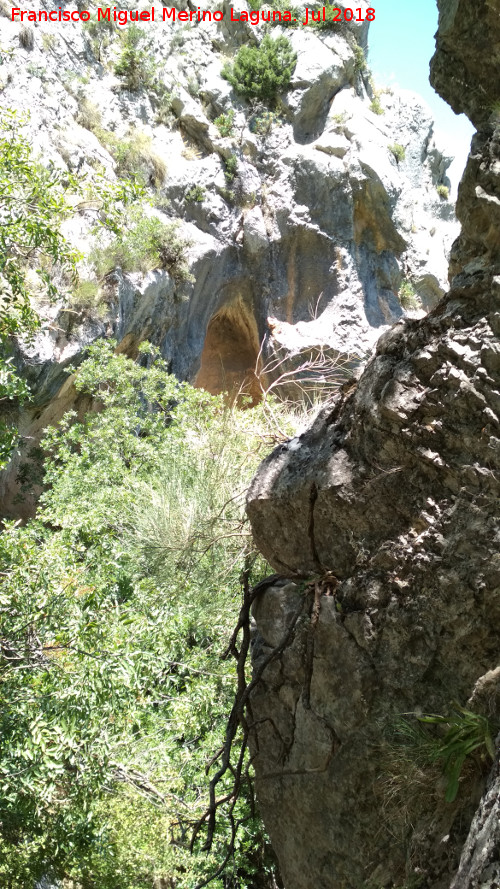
[366,0,474,191]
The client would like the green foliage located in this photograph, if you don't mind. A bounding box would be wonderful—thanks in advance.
[331,111,349,127]
[251,109,279,137]
[0,355,30,469]
[222,34,297,105]
[91,207,193,282]
[398,280,421,311]
[370,96,384,115]
[41,32,57,52]
[185,184,205,202]
[0,109,80,337]
[416,707,496,802]
[389,142,406,163]
[267,0,301,27]
[394,708,496,804]
[83,14,115,61]
[353,44,367,73]
[436,184,449,200]
[308,0,344,31]
[0,108,142,467]
[151,83,175,126]
[68,279,107,319]
[225,154,238,182]
[76,96,103,133]
[0,340,292,887]
[114,25,153,91]
[214,108,235,138]
[110,128,166,188]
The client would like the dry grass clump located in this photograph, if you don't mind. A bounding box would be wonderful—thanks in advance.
[19,24,35,50]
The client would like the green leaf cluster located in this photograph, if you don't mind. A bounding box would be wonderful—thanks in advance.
[90,208,193,282]
[1,341,293,887]
[0,107,142,469]
[417,707,496,803]
[114,26,154,91]
[222,34,297,106]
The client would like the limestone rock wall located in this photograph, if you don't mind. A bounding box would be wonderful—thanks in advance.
[0,0,459,515]
[246,1,500,887]
[0,0,455,394]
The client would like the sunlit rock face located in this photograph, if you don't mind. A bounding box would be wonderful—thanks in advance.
[246,1,500,887]
[0,0,458,515]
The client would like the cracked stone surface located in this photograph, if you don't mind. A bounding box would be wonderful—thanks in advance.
[246,1,500,887]
[0,0,457,515]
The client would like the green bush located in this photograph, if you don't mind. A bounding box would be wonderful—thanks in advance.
[398,280,421,311]
[91,209,193,282]
[222,34,297,105]
[83,15,115,62]
[308,0,344,30]
[185,184,205,202]
[224,154,238,182]
[436,184,449,200]
[370,96,384,115]
[214,109,235,138]
[114,25,153,91]
[251,109,279,137]
[389,142,406,163]
[0,340,298,887]
[109,128,166,188]
[353,44,367,73]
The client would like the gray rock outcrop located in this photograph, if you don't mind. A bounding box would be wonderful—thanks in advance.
[246,1,500,887]
[0,0,458,514]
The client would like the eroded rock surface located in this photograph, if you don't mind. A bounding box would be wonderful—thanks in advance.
[246,2,500,887]
[0,0,458,515]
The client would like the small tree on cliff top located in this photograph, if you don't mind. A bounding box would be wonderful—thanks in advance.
[222,34,297,105]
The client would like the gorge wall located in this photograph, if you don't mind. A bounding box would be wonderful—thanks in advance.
[0,0,456,514]
[246,1,500,888]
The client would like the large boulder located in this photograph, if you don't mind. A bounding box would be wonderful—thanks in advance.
[246,1,500,887]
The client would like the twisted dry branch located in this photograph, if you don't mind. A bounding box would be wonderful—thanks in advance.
[189,564,309,889]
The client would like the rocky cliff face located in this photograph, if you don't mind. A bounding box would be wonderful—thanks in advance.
[0,0,456,513]
[246,2,500,888]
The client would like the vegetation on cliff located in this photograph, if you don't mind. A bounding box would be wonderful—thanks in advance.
[0,340,294,888]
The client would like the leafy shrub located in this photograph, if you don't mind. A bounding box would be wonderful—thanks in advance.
[76,96,103,133]
[370,96,384,115]
[224,154,238,182]
[416,707,496,802]
[389,142,406,163]
[437,184,449,200]
[91,209,193,282]
[214,109,235,138]
[185,184,205,202]
[222,34,297,105]
[353,44,366,73]
[0,340,300,886]
[398,280,421,311]
[111,128,166,188]
[83,15,115,61]
[151,83,175,126]
[41,33,57,52]
[391,708,497,805]
[251,109,279,137]
[114,25,153,91]
[268,0,301,27]
[331,111,349,127]
[68,279,109,318]
[308,0,345,30]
